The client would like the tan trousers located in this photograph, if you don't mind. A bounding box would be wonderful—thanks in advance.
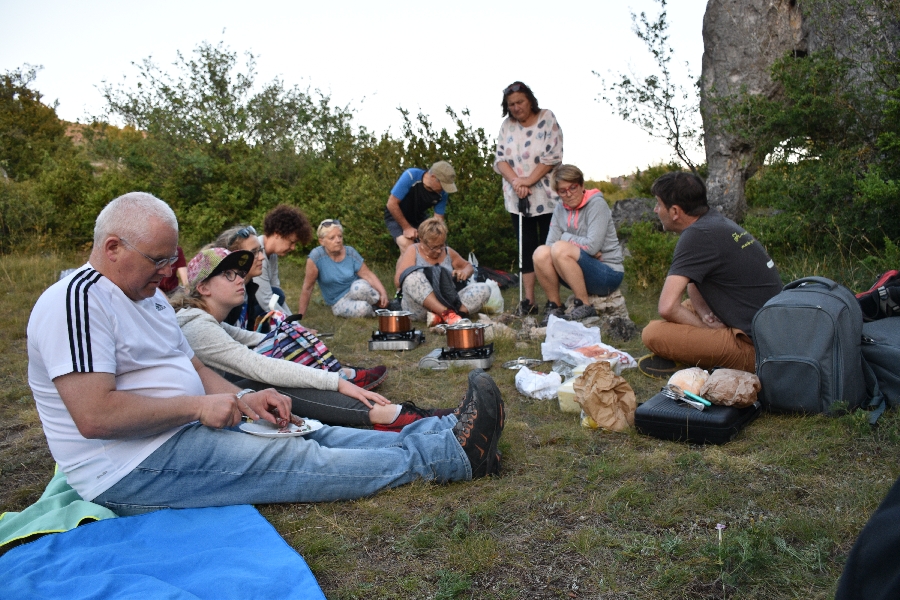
[641,300,757,372]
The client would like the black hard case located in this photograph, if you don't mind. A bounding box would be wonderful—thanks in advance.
[634,392,762,445]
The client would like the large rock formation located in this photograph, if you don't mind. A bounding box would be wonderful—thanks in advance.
[700,0,899,222]
[700,0,805,221]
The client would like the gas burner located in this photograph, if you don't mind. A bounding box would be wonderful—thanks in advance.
[419,344,494,370]
[439,344,494,360]
[368,329,425,351]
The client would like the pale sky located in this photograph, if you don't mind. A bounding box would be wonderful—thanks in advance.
[1,0,707,180]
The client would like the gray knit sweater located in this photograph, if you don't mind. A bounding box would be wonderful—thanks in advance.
[176,308,339,390]
[545,189,624,272]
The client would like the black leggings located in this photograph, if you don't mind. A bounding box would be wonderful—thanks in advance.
[510,212,553,274]
[236,378,371,426]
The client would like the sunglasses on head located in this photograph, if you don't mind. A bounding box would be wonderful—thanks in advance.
[319,219,341,228]
[503,83,525,95]
[228,225,257,247]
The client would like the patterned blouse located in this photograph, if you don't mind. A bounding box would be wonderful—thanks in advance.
[493,108,564,216]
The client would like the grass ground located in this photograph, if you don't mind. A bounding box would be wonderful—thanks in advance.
[2,251,898,599]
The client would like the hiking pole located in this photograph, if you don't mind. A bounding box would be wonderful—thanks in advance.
[517,194,530,310]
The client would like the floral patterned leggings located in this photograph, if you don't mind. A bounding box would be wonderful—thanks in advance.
[401,270,492,321]
[331,279,380,318]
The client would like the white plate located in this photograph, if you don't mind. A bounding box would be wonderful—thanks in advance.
[239,418,323,437]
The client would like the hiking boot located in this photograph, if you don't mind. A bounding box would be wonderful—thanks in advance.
[564,299,597,321]
[348,365,388,390]
[452,369,504,478]
[514,299,537,317]
[637,354,684,379]
[539,301,566,327]
[374,401,450,432]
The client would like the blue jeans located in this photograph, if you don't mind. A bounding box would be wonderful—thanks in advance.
[93,416,468,516]
[560,250,624,297]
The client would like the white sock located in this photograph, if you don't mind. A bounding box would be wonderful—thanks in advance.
[387,404,403,423]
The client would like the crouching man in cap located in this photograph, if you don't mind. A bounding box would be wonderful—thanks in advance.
[27,191,503,516]
[384,160,457,252]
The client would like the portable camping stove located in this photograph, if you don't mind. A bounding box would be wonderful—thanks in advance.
[418,343,495,371]
[368,329,425,351]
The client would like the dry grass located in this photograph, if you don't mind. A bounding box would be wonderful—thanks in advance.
[3,252,899,599]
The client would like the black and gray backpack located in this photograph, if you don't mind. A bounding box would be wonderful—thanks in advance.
[752,277,867,414]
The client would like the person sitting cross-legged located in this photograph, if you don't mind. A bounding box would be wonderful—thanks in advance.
[395,217,492,326]
[533,164,625,326]
[640,172,783,374]
[27,191,505,517]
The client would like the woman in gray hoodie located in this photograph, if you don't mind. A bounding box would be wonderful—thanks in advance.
[533,164,625,326]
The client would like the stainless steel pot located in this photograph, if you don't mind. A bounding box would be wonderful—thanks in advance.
[375,309,413,333]
[441,320,490,349]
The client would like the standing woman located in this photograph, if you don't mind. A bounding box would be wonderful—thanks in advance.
[493,81,563,316]
[298,219,389,319]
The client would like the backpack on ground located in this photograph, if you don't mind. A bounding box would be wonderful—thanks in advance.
[856,270,900,321]
[752,276,867,414]
[473,266,518,289]
[862,317,900,423]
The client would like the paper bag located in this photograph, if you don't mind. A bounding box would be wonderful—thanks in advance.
[573,361,636,432]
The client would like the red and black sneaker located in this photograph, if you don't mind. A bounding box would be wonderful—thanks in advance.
[452,369,504,478]
[348,365,387,390]
[374,402,453,432]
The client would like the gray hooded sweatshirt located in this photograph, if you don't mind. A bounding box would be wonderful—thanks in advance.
[546,189,624,272]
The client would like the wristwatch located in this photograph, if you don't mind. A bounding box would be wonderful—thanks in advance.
[235,388,255,401]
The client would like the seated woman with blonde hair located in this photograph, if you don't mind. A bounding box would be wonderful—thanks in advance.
[298,219,389,319]
[394,217,492,326]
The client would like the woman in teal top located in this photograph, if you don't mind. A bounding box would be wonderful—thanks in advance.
[298,219,389,318]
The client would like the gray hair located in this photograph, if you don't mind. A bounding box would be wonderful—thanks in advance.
[93,192,178,247]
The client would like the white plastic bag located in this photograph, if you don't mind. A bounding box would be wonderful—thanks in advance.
[541,314,636,374]
[482,279,504,314]
[540,315,601,361]
[515,366,562,400]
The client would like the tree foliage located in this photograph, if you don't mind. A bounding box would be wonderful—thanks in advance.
[0,65,71,181]
[1,42,513,267]
[596,0,702,174]
[715,0,900,257]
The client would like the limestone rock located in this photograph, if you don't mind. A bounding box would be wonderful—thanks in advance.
[611,198,660,231]
[562,290,638,341]
[700,0,805,222]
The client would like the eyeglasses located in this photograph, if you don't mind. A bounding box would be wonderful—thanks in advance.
[319,219,341,228]
[557,184,581,197]
[421,240,445,254]
[120,238,180,270]
[219,269,247,282]
[503,83,525,95]
[227,225,257,247]
[248,246,265,256]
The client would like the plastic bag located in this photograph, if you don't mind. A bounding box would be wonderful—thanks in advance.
[667,368,710,396]
[482,279,504,314]
[541,315,636,374]
[541,315,601,361]
[515,366,562,400]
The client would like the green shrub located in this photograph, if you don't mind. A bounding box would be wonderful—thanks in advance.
[622,221,678,290]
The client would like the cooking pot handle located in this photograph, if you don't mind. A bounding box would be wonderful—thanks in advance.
[375,309,390,316]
